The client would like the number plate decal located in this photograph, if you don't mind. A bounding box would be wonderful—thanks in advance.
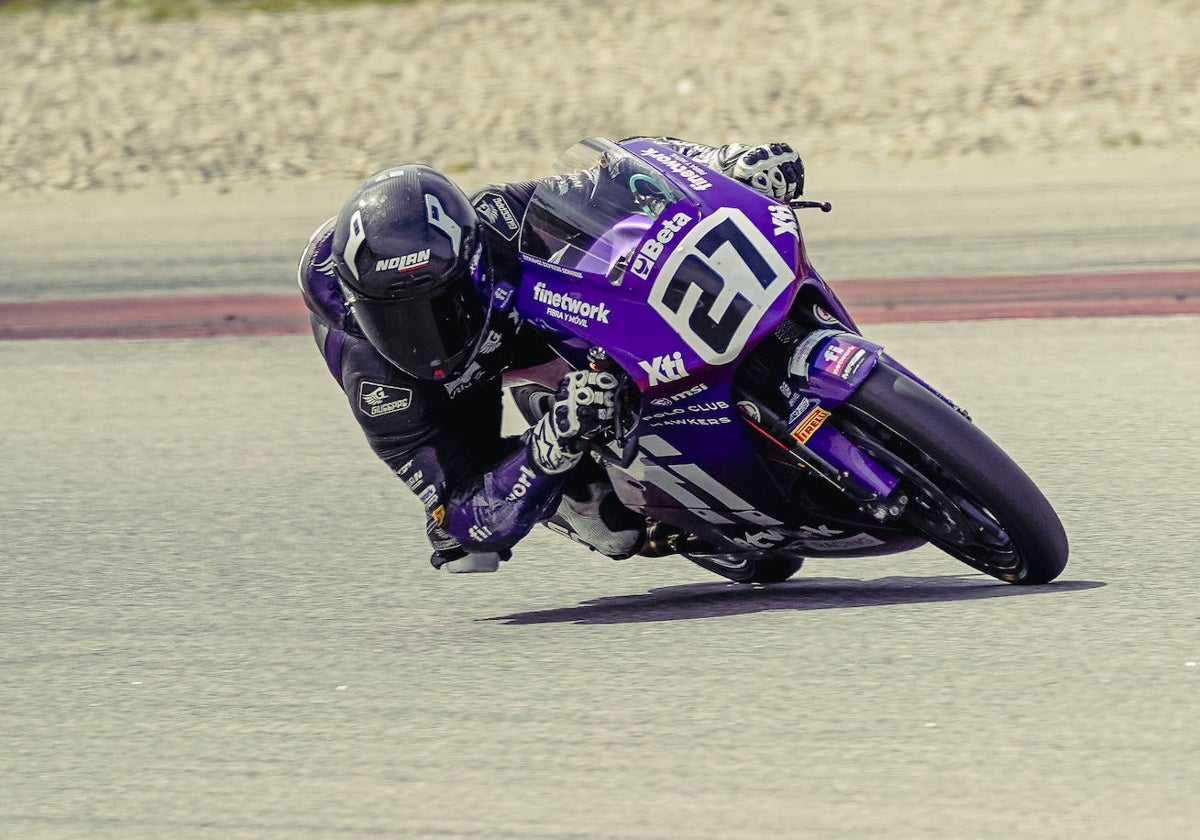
[648,208,794,366]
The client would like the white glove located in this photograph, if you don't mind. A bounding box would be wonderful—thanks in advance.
[551,369,619,440]
[701,142,805,201]
[526,369,620,474]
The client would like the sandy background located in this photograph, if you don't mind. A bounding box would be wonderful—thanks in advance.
[1,0,1197,196]
[2,6,1199,837]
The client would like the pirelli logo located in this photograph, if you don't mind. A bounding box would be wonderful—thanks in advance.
[790,406,831,444]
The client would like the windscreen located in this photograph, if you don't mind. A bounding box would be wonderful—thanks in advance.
[519,138,693,278]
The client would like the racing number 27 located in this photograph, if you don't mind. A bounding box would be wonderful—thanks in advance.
[649,208,794,366]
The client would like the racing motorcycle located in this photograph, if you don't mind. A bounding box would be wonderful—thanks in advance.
[502,137,1069,585]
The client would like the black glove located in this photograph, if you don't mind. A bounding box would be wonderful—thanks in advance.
[527,370,620,474]
[701,142,805,201]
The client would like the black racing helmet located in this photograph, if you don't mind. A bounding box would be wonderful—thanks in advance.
[331,164,487,381]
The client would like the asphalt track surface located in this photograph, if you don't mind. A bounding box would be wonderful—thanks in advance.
[3,152,1199,839]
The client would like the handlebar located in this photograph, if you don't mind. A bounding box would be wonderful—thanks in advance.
[789,199,833,212]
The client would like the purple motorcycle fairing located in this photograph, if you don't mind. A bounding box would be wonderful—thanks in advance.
[517,143,803,384]
[514,138,922,558]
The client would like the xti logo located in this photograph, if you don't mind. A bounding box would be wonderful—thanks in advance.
[769,204,798,238]
[639,351,688,386]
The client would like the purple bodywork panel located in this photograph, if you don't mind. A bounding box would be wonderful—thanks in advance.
[510,138,921,558]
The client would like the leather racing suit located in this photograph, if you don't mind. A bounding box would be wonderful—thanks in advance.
[296,138,797,571]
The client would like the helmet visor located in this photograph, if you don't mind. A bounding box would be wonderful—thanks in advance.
[352,274,485,381]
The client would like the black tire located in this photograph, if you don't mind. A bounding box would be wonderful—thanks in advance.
[684,552,805,584]
[841,361,1068,584]
[509,383,556,426]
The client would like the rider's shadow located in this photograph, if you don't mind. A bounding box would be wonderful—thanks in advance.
[484,575,1105,625]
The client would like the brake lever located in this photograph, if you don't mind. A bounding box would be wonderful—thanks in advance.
[789,199,833,212]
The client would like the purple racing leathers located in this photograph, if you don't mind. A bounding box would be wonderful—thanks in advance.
[296,139,737,568]
[298,214,564,568]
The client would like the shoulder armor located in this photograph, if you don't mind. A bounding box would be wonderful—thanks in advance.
[297,217,351,331]
[472,189,523,242]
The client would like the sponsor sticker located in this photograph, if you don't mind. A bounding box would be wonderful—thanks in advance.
[629,210,693,281]
[638,351,688,386]
[468,524,493,541]
[638,147,714,192]
[647,415,732,428]
[505,465,538,501]
[769,204,799,238]
[815,340,873,380]
[790,406,830,444]
[531,281,611,327]
[736,400,761,423]
[823,343,854,377]
[787,397,815,426]
[652,382,708,406]
[492,281,516,311]
[524,254,583,279]
[842,348,869,380]
[475,191,521,240]
[813,305,840,326]
[358,381,413,417]
[403,469,424,491]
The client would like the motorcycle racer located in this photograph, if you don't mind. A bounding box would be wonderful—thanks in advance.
[297,138,804,573]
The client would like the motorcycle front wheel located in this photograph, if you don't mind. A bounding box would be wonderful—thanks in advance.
[840,361,1069,584]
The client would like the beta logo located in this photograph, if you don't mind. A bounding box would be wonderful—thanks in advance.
[629,211,692,280]
[639,351,689,386]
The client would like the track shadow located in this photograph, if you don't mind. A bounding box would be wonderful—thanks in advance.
[484,575,1105,625]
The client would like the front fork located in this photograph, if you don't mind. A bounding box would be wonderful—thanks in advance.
[734,330,909,523]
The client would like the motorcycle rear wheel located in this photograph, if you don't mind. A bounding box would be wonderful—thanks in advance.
[841,361,1068,584]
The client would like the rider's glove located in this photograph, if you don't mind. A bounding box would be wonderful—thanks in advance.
[698,142,805,201]
[526,369,620,474]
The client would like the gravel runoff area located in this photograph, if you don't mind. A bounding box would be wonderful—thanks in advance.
[0,0,1197,195]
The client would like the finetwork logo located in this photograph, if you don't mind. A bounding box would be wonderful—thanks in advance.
[639,148,713,192]
[532,282,611,327]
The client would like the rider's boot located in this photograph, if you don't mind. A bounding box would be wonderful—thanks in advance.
[545,460,646,559]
